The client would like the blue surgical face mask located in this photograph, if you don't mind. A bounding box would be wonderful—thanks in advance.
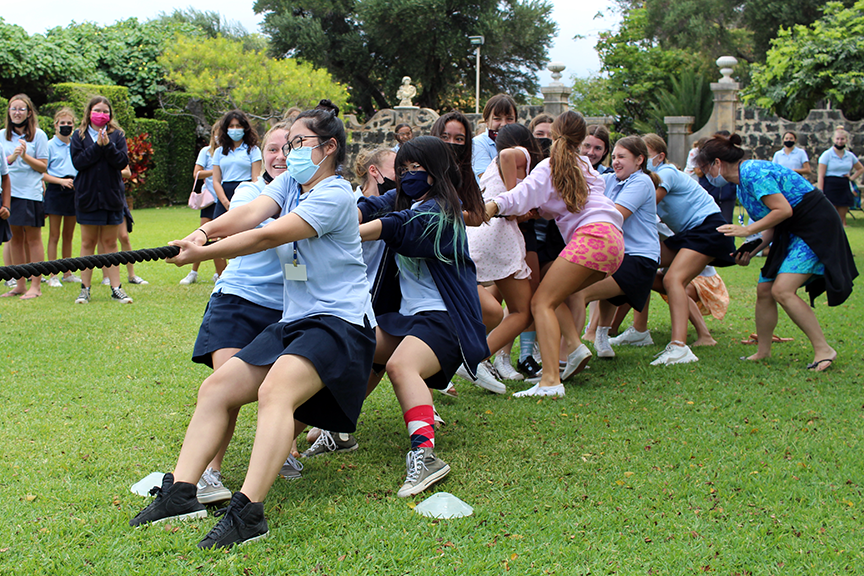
[706,163,729,187]
[646,154,660,172]
[227,128,245,142]
[286,143,326,185]
[400,171,432,199]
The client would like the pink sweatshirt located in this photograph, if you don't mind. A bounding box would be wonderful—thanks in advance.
[492,156,623,240]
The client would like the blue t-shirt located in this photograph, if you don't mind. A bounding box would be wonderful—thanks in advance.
[653,162,720,234]
[262,173,375,327]
[818,148,859,178]
[46,136,77,178]
[772,147,809,171]
[1,128,49,201]
[213,143,262,182]
[213,180,284,310]
[736,160,813,219]
[602,171,660,262]
[195,147,217,202]
[471,131,497,179]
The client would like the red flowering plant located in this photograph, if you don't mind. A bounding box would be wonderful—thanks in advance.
[124,133,154,202]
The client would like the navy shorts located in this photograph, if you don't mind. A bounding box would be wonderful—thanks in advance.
[235,315,376,433]
[8,197,45,228]
[192,291,283,368]
[76,208,124,226]
[211,181,243,219]
[606,254,659,312]
[663,213,736,267]
[200,203,216,220]
[44,181,77,217]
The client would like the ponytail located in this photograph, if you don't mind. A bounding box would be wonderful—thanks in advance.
[550,111,589,213]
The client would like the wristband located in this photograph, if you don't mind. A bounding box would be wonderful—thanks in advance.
[196,228,209,242]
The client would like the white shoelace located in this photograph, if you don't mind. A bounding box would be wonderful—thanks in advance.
[404,449,427,483]
[283,455,304,472]
[308,430,336,453]
[201,468,222,488]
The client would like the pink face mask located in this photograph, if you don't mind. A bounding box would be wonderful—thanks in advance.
[90,112,111,128]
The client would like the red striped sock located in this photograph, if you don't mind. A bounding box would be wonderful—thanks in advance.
[403,405,435,449]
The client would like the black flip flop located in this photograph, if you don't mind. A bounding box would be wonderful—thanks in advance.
[806,358,834,371]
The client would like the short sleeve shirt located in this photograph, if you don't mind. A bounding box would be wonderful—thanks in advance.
[602,171,660,261]
[195,147,216,201]
[818,148,859,178]
[212,143,262,182]
[47,136,77,178]
[736,160,813,220]
[262,174,375,327]
[1,128,49,201]
[471,131,497,179]
[654,163,720,234]
[772,147,809,171]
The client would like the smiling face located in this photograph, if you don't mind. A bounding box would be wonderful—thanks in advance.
[396,126,413,144]
[580,135,607,167]
[439,120,467,145]
[488,110,516,132]
[8,99,30,131]
[532,122,552,140]
[611,144,644,180]
[262,128,288,177]
[833,132,847,149]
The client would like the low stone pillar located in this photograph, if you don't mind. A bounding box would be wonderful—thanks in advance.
[541,63,571,117]
[688,56,741,146]
[665,116,695,168]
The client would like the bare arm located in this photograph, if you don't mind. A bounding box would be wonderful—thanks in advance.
[849,161,864,182]
[250,160,262,183]
[212,165,228,209]
[499,148,527,191]
[43,173,75,188]
[193,194,281,242]
[795,161,811,176]
[655,185,668,204]
[359,220,383,242]
[193,164,213,179]
[817,163,827,190]
[717,193,793,238]
[0,174,10,220]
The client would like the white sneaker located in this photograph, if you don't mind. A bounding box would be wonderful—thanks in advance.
[5,279,17,288]
[561,344,592,380]
[128,275,149,285]
[492,354,524,381]
[101,277,110,285]
[455,362,506,394]
[47,276,63,288]
[594,327,615,358]
[433,406,445,425]
[650,343,698,366]
[179,270,198,285]
[279,455,304,480]
[609,326,653,347]
[61,274,81,284]
[513,383,565,397]
[533,343,542,365]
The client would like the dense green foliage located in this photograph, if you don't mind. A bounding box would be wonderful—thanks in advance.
[743,1,864,121]
[47,83,137,135]
[155,7,269,52]
[255,0,557,118]
[634,70,715,136]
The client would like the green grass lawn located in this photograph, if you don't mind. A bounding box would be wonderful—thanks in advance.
[1,206,862,575]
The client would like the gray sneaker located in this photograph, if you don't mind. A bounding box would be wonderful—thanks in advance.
[111,286,133,304]
[301,430,358,458]
[397,446,450,498]
[279,455,304,480]
[196,467,232,504]
[61,274,82,284]
[74,286,90,304]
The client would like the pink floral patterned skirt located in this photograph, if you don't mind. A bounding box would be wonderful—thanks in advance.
[558,222,624,274]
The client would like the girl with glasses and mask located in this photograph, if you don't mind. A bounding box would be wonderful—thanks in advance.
[211,110,261,220]
[1,94,49,300]
[129,100,376,549]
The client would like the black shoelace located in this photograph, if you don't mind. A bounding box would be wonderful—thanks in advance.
[203,504,239,541]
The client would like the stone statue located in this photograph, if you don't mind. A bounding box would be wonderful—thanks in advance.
[396,77,417,108]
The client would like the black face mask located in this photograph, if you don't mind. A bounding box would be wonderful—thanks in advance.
[783,140,795,148]
[59,126,73,137]
[537,137,553,158]
[263,171,274,184]
[488,130,498,142]
[447,143,466,158]
[377,177,396,195]
[11,119,27,128]
[835,143,846,150]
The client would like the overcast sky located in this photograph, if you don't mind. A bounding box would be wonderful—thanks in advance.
[4,0,620,90]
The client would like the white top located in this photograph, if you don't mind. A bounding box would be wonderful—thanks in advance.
[492,157,623,241]
[213,180,284,310]
[263,174,375,327]
[819,147,859,178]
[46,136,77,178]
[602,171,660,261]
[195,147,217,203]
[213,143,262,182]
[0,128,49,201]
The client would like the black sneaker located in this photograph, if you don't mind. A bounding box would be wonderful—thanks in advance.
[129,473,207,527]
[197,492,269,549]
[516,356,541,378]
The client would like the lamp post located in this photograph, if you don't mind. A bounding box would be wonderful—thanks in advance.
[469,35,485,114]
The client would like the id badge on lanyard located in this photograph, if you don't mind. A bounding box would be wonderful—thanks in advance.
[284,188,308,281]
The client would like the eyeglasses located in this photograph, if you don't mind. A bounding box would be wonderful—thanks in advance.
[282,135,322,155]
[397,163,424,177]
[9,108,28,113]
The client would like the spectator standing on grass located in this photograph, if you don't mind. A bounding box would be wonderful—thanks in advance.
[1,94,48,300]
[211,110,261,222]
[42,107,81,287]
[817,126,864,227]
[0,147,9,248]
[772,131,811,176]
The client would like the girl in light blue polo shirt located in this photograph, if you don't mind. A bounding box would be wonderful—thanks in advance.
[1,94,49,299]
[772,131,811,175]
[43,107,80,287]
[471,93,517,179]
[817,126,864,227]
[211,110,262,219]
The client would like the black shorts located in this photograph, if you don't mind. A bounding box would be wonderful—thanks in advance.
[192,292,283,368]
[211,181,243,219]
[663,213,736,267]
[518,220,537,253]
[76,208,124,226]
[44,180,76,217]
[376,310,463,390]
[8,197,45,227]
[235,315,376,433]
[537,220,566,266]
[606,255,659,312]
[823,176,854,207]
[0,219,10,244]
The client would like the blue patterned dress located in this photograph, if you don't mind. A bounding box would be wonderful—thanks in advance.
[737,160,825,283]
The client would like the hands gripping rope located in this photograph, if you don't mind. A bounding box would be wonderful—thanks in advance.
[0,246,181,282]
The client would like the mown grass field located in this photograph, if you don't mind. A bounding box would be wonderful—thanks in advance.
[1,206,862,575]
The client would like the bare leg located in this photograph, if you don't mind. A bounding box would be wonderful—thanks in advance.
[583,301,599,342]
[203,347,242,471]
[387,336,441,414]
[487,276,533,355]
[747,281,777,361]
[771,273,836,369]
[4,226,28,295]
[97,224,122,288]
[611,304,632,334]
[21,226,44,298]
[78,225,100,288]
[686,283,716,346]
[47,215,62,269]
[118,223,136,278]
[477,285,504,335]
[836,206,848,227]
[661,247,713,347]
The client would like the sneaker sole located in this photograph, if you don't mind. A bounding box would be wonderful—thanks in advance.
[238,531,269,546]
[474,380,506,394]
[651,355,699,367]
[142,509,208,526]
[197,490,232,504]
[561,355,591,381]
[397,463,451,498]
[611,340,653,347]
[596,350,616,358]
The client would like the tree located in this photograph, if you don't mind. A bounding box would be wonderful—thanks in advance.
[743,1,864,121]
[155,8,268,52]
[568,75,618,118]
[159,35,350,119]
[634,69,714,136]
[254,0,557,118]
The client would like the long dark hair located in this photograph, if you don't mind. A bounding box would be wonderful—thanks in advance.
[218,109,258,155]
[495,123,544,179]
[77,96,123,138]
[430,110,484,222]
[695,133,747,169]
[294,99,346,170]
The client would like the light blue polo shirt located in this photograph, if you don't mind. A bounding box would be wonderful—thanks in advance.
[472,131,497,179]
[653,162,720,234]
[1,128,49,201]
[263,173,375,328]
[772,147,809,171]
[213,180,284,310]
[46,136,77,178]
[0,154,7,176]
[818,148,859,178]
[602,171,660,261]
[213,143,262,182]
[195,147,217,202]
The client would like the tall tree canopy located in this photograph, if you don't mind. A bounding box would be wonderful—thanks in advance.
[254,0,557,117]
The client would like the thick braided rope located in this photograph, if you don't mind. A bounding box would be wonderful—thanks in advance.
[0,246,180,281]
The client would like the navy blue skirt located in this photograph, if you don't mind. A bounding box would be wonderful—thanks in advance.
[211,181,243,219]
[8,197,44,228]
[76,208,123,226]
[0,219,10,244]
[663,213,736,267]
[235,315,376,433]
[200,203,216,220]
[607,254,659,312]
[44,181,76,217]
[192,291,282,368]
[377,310,462,390]
[823,176,854,207]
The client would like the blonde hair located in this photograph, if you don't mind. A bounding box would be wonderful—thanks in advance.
[208,122,221,156]
[833,125,849,139]
[550,111,590,213]
[262,120,291,149]
[354,147,395,184]
[641,133,668,156]
[53,107,76,125]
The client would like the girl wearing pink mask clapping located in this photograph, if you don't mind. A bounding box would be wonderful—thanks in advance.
[69,96,132,305]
